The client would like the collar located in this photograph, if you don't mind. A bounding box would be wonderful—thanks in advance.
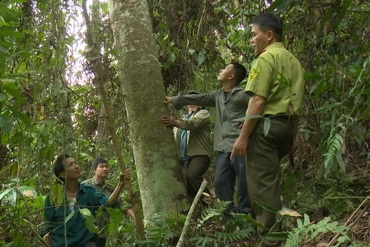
[91,176,105,186]
[258,42,284,56]
[229,85,244,93]
[62,182,86,194]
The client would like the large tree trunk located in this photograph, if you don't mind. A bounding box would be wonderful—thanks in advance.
[108,0,187,222]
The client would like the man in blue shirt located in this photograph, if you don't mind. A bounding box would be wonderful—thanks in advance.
[43,154,127,247]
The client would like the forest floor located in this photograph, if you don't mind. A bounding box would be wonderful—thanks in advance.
[198,157,370,247]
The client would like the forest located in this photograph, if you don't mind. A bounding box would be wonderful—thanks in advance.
[0,0,369,246]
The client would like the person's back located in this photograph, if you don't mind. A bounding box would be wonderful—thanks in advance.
[253,43,304,116]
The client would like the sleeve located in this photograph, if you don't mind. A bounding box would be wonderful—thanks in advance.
[118,198,132,212]
[90,186,109,207]
[172,92,217,110]
[176,110,210,131]
[44,195,53,221]
[245,56,274,98]
[42,195,54,237]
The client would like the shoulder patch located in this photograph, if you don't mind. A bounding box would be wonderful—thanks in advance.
[248,67,260,81]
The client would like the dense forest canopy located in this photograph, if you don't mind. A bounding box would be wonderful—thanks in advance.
[0,0,369,246]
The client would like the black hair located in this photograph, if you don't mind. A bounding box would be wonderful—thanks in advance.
[92,157,108,170]
[250,13,283,42]
[53,154,70,182]
[230,62,247,84]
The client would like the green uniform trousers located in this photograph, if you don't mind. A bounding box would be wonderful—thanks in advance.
[246,116,293,247]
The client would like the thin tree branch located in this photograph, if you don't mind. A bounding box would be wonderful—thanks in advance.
[327,195,370,247]
[320,48,356,84]
[82,0,145,240]
[176,180,208,247]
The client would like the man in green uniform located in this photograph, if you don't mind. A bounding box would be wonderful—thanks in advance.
[82,158,135,247]
[231,13,304,246]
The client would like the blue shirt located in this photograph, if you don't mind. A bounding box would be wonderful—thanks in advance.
[179,111,195,160]
[44,183,109,247]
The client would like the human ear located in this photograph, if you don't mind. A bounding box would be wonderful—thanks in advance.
[267,30,274,41]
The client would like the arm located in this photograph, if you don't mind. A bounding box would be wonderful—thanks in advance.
[163,110,210,130]
[125,208,136,221]
[42,195,53,246]
[107,173,125,207]
[164,92,217,110]
[230,94,266,159]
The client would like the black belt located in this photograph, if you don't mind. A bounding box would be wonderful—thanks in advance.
[263,114,290,119]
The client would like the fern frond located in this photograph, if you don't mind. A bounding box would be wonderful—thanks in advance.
[323,133,344,175]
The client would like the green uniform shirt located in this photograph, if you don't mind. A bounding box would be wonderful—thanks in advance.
[82,177,131,239]
[172,86,250,152]
[246,42,304,116]
[44,183,108,247]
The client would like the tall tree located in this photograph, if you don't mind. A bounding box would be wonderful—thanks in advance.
[108,0,187,221]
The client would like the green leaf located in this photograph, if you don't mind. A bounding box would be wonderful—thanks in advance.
[3,81,21,98]
[80,208,98,234]
[265,232,288,241]
[0,16,9,27]
[188,49,196,55]
[8,106,31,128]
[0,44,9,54]
[266,0,288,13]
[322,4,336,24]
[304,72,322,81]
[336,151,346,172]
[352,121,362,145]
[49,184,64,207]
[106,207,123,225]
[303,214,310,226]
[231,213,268,230]
[333,0,352,29]
[65,211,75,223]
[10,163,18,176]
[197,52,205,65]
[254,201,278,214]
[0,93,6,102]
[315,102,341,112]
[0,188,14,201]
[263,117,271,136]
[169,53,176,62]
[0,115,12,133]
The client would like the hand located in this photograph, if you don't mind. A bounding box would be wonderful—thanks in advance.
[118,172,126,185]
[164,96,173,104]
[123,169,131,180]
[230,137,248,160]
[238,121,243,129]
[162,116,177,127]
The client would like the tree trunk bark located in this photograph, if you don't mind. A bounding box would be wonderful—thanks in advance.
[108,0,187,222]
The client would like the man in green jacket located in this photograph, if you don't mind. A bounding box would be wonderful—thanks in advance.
[82,158,135,247]
[231,13,305,247]
[164,62,251,215]
[162,91,212,201]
